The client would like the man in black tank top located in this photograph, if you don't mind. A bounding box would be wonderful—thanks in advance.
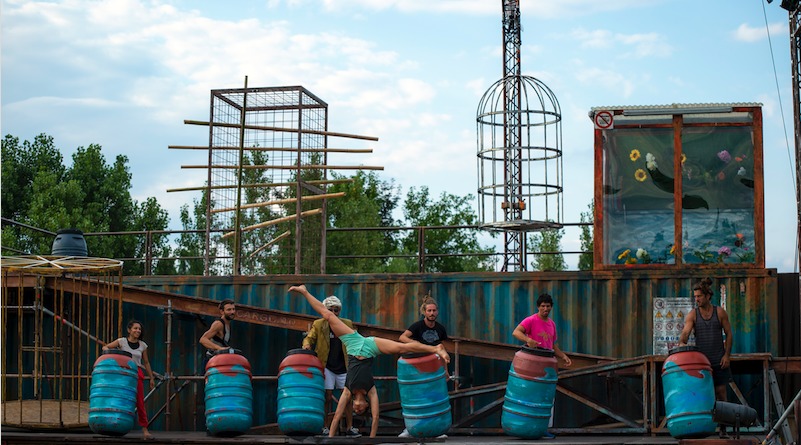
[200,299,236,357]
[678,278,733,437]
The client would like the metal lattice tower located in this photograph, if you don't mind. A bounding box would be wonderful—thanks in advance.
[476,0,564,271]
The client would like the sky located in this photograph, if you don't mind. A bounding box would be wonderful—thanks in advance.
[2,0,798,272]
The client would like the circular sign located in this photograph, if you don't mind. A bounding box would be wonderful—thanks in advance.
[594,110,614,129]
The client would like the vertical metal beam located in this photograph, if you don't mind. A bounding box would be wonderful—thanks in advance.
[233,76,248,276]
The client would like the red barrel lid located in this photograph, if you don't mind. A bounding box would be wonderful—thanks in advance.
[668,345,699,355]
[210,348,242,356]
[520,346,555,357]
[286,348,318,357]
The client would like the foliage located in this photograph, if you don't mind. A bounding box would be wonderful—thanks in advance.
[529,224,567,271]
[326,171,400,274]
[1,134,172,275]
[578,202,594,271]
[398,186,495,273]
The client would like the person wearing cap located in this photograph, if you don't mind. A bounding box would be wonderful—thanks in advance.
[303,295,361,437]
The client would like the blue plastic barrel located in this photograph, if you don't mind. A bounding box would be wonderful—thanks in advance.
[51,228,88,256]
[88,349,138,436]
[277,349,325,435]
[204,349,253,436]
[662,346,717,438]
[502,346,558,439]
[397,352,451,438]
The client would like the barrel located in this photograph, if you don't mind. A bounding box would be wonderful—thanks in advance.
[277,349,326,435]
[662,346,717,438]
[501,347,558,439]
[204,349,253,436]
[397,352,451,438]
[88,349,138,436]
[51,228,88,256]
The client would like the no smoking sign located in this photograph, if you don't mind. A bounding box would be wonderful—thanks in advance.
[593,110,614,130]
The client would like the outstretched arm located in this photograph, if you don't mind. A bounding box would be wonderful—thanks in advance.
[289,285,355,338]
[329,387,352,437]
[368,387,380,438]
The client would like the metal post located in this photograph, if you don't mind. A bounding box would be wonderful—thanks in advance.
[165,300,172,430]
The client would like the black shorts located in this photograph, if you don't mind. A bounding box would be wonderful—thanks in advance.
[711,364,732,387]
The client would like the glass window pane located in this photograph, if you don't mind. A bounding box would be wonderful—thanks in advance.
[602,128,676,265]
[680,127,756,264]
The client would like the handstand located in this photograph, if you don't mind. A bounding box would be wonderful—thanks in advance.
[289,285,450,438]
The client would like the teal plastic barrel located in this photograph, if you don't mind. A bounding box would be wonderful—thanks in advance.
[662,346,717,438]
[397,352,451,438]
[88,349,138,436]
[277,349,325,435]
[502,347,558,439]
[204,349,253,436]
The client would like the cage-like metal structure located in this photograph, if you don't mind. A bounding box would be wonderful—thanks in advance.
[476,75,564,271]
[204,86,328,275]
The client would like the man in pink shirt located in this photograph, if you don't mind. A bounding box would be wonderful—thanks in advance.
[512,293,573,439]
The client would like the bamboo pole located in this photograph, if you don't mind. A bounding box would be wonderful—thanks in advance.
[168,145,373,154]
[166,178,353,193]
[211,192,345,214]
[181,164,384,171]
[248,231,291,258]
[221,208,322,239]
[184,119,379,141]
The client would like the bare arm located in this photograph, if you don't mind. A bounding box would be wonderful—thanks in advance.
[199,320,225,351]
[102,338,120,350]
[142,348,156,388]
[368,387,380,438]
[512,324,540,348]
[399,330,414,343]
[553,343,572,367]
[719,307,733,369]
[329,387,352,437]
[678,311,696,346]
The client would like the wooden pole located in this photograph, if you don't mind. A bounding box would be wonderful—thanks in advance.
[166,178,353,193]
[248,231,291,258]
[220,208,322,239]
[184,119,379,141]
[169,145,373,154]
[181,164,384,171]
[211,192,345,214]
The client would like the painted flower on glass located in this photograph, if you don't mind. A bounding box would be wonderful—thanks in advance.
[630,149,641,161]
[717,150,732,164]
[646,153,657,171]
[680,153,687,164]
[617,249,631,260]
[734,233,745,247]
[635,169,647,182]
[718,246,731,256]
[737,167,746,176]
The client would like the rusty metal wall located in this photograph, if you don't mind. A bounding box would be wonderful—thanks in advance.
[122,269,778,431]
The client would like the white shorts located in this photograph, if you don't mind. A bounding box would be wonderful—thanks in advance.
[324,367,347,390]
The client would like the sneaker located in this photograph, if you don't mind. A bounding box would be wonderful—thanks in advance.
[542,432,556,439]
[436,434,448,439]
[321,427,330,435]
[398,429,411,438]
[345,427,362,438]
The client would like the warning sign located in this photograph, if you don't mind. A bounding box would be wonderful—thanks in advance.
[593,110,614,130]
[653,297,694,355]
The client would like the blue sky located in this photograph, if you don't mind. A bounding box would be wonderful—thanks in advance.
[2,0,798,272]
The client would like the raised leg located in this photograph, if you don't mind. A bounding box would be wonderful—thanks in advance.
[289,285,355,338]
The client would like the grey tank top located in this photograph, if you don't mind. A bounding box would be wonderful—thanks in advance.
[695,305,725,366]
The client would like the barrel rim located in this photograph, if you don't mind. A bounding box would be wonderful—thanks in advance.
[668,345,700,355]
[101,349,132,358]
[210,348,242,356]
[56,228,85,235]
[286,348,318,357]
[520,346,556,357]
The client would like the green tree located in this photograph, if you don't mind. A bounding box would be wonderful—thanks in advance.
[175,194,210,276]
[399,186,494,273]
[325,171,400,274]
[578,202,594,271]
[529,224,567,271]
[1,134,171,275]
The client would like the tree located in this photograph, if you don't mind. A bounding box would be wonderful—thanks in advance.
[1,134,171,275]
[529,224,567,271]
[398,186,495,273]
[578,202,594,271]
[325,171,400,274]
[175,194,209,276]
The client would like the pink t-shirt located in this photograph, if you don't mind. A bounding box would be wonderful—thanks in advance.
[518,314,557,350]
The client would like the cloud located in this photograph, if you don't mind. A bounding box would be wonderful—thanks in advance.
[570,28,672,58]
[733,22,786,42]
